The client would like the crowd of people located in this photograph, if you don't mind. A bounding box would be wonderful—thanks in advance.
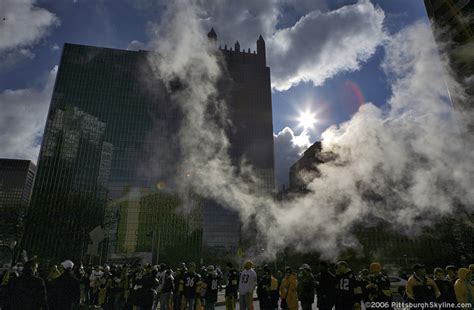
[1,258,474,310]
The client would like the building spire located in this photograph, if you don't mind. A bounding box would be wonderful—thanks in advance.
[234,41,240,52]
[207,27,217,41]
[257,34,266,65]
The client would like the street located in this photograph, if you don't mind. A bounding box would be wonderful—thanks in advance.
[214,295,407,310]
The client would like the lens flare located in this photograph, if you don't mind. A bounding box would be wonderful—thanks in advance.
[297,110,317,129]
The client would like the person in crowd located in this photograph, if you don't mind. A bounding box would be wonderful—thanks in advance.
[261,265,279,310]
[297,264,316,310]
[315,261,335,310]
[179,262,201,310]
[73,264,88,304]
[257,265,270,310]
[6,260,48,309]
[161,265,175,310]
[405,264,440,303]
[127,263,144,309]
[446,265,458,285]
[434,267,457,308]
[105,265,125,309]
[257,265,278,310]
[98,265,111,307]
[89,265,103,306]
[334,260,362,310]
[239,260,257,310]
[174,264,186,310]
[132,264,159,310]
[201,265,219,310]
[366,263,392,309]
[357,269,370,304]
[45,264,61,308]
[49,260,80,309]
[469,264,474,286]
[279,266,298,310]
[454,268,474,308]
[224,262,239,310]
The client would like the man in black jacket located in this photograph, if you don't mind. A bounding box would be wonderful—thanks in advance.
[7,260,48,310]
[434,267,457,307]
[49,260,80,310]
[298,264,316,310]
[315,261,335,310]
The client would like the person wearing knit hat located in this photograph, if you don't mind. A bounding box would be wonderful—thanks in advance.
[49,260,81,309]
[434,267,457,305]
[61,260,74,270]
[406,263,440,303]
[366,262,392,308]
[201,265,219,310]
[334,261,362,310]
[239,260,257,310]
[298,264,316,310]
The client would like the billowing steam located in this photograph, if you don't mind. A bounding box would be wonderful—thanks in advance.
[146,1,474,259]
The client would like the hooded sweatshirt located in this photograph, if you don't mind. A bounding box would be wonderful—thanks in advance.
[454,268,474,307]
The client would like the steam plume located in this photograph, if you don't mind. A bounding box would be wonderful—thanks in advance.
[146,1,474,260]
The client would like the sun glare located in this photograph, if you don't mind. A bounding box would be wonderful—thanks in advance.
[297,110,317,129]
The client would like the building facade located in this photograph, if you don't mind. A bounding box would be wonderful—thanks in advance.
[23,30,274,263]
[0,159,36,246]
[424,0,474,260]
[424,0,474,128]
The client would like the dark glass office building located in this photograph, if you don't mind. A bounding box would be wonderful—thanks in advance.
[424,0,474,129]
[0,159,36,245]
[23,30,275,262]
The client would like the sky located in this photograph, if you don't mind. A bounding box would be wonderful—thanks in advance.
[0,0,436,188]
[2,0,473,259]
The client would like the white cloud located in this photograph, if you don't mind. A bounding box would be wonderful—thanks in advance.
[51,43,60,51]
[132,0,384,92]
[269,0,386,90]
[273,127,311,189]
[0,0,59,52]
[198,0,386,91]
[0,66,57,162]
[0,48,35,71]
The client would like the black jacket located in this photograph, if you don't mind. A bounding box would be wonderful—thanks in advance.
[7,272,48,310]
[49,271,80,310]
[315,271,335,306]
[298,273,316,304]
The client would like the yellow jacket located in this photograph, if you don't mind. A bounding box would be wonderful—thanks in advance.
[454,268,474,308]
[280,273,298,310]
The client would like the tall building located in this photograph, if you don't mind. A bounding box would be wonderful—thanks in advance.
[289,142,323,192]
[425,0,474,261]
[0,159,36,246]
[23,29,274,262]
[424,0,474,127]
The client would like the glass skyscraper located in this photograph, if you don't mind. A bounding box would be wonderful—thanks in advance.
[0,159,36,247]
[24,30,274,263]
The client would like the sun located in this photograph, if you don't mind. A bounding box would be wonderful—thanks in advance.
[297,110,317,129]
